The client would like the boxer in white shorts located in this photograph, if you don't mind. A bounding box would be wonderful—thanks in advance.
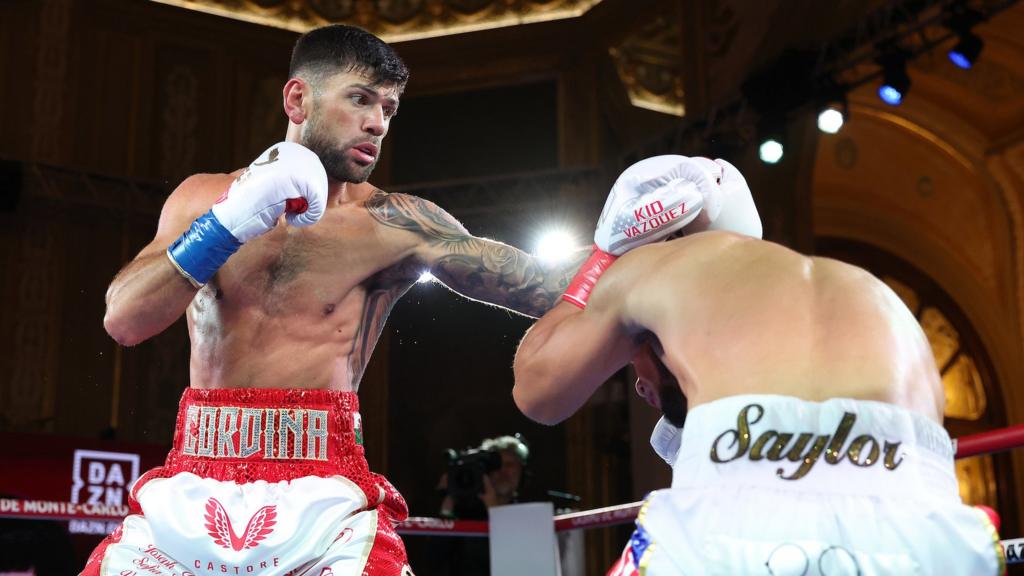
[512,155,1003,575]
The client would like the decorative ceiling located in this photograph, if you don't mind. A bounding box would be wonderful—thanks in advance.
[609,14,684,117]
[148,0,604,42]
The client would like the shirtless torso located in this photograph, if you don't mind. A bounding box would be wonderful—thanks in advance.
[183,177,420,392]
[105,173,585,393]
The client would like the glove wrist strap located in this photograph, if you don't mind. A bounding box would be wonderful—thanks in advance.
[166,210,242,288]
[561,246,618,309]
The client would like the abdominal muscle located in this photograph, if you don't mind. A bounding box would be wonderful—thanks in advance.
[184,271,373,393]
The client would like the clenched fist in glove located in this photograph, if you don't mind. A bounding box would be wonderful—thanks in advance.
[563,155,761,308]
[166,142,328,287]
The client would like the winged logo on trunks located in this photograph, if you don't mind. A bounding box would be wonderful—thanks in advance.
[204,498,278,551]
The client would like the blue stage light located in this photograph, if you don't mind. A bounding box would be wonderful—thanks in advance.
[876,49,911,106]
[878,85,904,105]
[948,32,983,69]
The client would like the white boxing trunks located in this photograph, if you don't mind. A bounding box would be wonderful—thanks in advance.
[609,395,1003,576]
[82,388,413,576]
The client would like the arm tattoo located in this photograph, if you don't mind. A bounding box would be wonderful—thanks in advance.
[349,255,420,389]
[366,191,590,318]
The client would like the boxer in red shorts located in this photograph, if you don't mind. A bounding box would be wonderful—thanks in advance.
[86,24,590,576]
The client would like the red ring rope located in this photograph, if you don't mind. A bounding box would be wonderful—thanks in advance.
[3,425,1024,562]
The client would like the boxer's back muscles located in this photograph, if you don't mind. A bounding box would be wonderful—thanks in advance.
[114,172,582,393]
[603,231,944,421]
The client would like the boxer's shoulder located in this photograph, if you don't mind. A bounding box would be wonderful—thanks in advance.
[643,230,751,266]
[177,170,239,190]
[169,171,238,205]
[157,171,239,233]
[586,248,661,313]
[590,232,749,314]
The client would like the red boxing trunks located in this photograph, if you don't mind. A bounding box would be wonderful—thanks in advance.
[82,388,413,576]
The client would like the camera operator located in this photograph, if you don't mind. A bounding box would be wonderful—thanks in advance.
[441,434,529,520]
[432,435,529,575]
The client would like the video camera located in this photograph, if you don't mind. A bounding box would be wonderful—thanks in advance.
[445,447,502,505]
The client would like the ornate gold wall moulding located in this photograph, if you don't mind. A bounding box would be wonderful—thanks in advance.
[609,15,684,117]
[148,0,604,42]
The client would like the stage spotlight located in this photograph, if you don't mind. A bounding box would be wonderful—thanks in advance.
[759,139,784,164]
[756,113,786,165]
[878,85,904,105]
[949,30,983,69]
[876,51,911,106]
[946,1,985,70]
[817,108,845,134]
[814,80,849,135]
[535,229,578,263]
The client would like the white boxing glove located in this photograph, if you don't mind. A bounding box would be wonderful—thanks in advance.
[166,142,328,287]
[212,141,329,242]
[562,154,761,309]
[564,156,717,308]
[594,155,720,256]
[688,157,762,239]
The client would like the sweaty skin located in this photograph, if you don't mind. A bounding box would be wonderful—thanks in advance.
[513,231,944,425]
[103,70,587,392]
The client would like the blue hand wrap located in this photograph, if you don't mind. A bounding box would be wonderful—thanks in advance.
[166,210,242,287]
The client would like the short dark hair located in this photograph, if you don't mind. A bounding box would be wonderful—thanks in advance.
[480,434,529,464]
[290,24,409,93]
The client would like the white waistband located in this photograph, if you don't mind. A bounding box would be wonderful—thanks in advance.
[656,395,959,499]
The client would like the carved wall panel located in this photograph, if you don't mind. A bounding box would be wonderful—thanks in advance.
[0,160,180,441]
[232,70,289,162]
[31,0,73,164]
[5,202,64,432]
[158,65,201,182]
[69,24,151,178]
[50,209,124,437]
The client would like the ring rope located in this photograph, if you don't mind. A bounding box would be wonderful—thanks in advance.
[2,426,1024,561]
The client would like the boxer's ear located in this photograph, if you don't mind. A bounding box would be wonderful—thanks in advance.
[283,78,308,125]
[634,378,650,400]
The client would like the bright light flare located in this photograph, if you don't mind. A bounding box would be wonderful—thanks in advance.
[759,139,784,164]
[535,230,578,263]
[817,108,845,134]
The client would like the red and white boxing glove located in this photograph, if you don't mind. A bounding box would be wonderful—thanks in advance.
[563,156,717,308]
[593,155,719,256]
[562,155,762,308]
[212,141,328,242]
[166,142,328,287]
